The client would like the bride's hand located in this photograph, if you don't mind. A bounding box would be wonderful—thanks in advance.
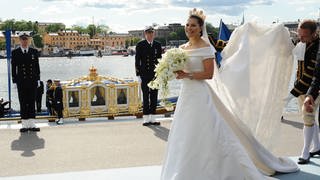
[175,71,187,79]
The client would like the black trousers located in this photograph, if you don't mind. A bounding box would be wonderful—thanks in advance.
[17,81,37,119]
[53,103,63,119]
[141,77,158,115]
[35,92,43,112]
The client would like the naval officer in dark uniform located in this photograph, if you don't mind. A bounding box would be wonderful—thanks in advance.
[12,32,41,132]
[135,26,162,126]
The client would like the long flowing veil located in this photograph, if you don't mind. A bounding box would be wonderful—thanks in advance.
[205,22,294,149]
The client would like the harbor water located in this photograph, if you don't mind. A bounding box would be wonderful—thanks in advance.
[0,55,297,112]
[0,55,181,111]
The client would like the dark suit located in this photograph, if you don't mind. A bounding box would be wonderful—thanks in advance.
[12,47,40,119]
[35,81,44,112]
[135,40,162,115]
[53,86,63,119]
[46,85,54,115]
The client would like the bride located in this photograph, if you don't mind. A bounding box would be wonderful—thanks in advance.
[160,8,299,180]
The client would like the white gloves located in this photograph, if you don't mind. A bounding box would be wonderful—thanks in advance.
[37,80,41,88]
[292,42,306,62]
[137,76,141,83]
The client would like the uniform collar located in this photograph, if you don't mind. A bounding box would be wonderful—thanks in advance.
[146,40,153,46]
[20,47,29,53]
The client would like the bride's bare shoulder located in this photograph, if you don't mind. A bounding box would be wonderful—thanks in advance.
[179,43,188,49]
[199,39,211,48]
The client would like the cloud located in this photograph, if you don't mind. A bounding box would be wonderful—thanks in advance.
[39,0,275,16]
[169,0,275,16]
[22,6,39,13]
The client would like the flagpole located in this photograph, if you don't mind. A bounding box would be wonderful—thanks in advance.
[5,29,12,115]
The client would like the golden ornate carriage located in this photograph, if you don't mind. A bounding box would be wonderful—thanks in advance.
[60,66,141,120]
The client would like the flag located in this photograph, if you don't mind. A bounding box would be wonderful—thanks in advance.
[216,19,231,65]
[218,19,231,41]
[5,30,12,111]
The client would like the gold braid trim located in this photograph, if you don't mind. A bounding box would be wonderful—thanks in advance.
[299,80,310,87]
[293,87,303,94]
[304,123,314,127]
[307,66,315,71]
[303,73,313,79]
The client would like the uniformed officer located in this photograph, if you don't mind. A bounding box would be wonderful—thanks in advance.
[12,32,41,132]
[288,20,320,164]
[35,80,44,113]
[52,79,64,125]
[135,26,162,126]
[46,79,54,115]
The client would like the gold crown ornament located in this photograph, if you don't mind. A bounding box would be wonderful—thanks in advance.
[189,8,206,21]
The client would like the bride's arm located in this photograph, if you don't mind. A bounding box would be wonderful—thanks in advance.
[176,58,214,80]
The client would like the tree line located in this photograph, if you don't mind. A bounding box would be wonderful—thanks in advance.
[0,19,220,49]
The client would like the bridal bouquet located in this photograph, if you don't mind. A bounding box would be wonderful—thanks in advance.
[148,48,188,111]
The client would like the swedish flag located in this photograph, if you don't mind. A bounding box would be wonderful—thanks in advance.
[216,19,231,65]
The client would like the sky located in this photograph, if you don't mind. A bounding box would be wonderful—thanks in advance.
[0,0,319,33]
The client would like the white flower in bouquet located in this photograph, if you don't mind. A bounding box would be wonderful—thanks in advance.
[148,48,188,110]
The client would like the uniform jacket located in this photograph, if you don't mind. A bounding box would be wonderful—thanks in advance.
[53,86,63,110]
[291,37,320,97]
[135,40,162,77]
[307,38,320,99]
[11,47,40,84]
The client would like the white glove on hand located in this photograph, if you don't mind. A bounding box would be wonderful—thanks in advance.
[37,80,41,88]
[292,42,306,61]
[137,76,141,83]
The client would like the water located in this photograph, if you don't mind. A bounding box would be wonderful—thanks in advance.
[0,56,181,110]
[0,56,298,112]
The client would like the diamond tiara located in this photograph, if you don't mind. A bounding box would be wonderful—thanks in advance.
[189,8,206,21]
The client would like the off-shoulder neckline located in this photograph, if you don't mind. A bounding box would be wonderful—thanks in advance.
[182,46,212,51]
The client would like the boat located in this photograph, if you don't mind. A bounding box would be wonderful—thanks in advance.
[111,49,129,56]
[0,66,177,121]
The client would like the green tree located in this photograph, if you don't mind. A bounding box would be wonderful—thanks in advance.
[154,37,166,46]
[0,19,15,30]
[87,24,96,38]
[176,27,187,40]
[0,19,40,32]
[45,24,63,32]
[32,34,43,48]
[72,25,88,34]
[130,37,141,46]
[168,32,178,41]
[206,22,219,39]
[96,25,110,34]
[0,41,5,50]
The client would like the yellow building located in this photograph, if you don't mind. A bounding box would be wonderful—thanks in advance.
[43,30,132,51]
[42,30,91,50]
[93,33,132,49]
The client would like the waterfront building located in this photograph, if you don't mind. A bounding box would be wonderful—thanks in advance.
[128,23,184,39]
[93,33,132,49]
[37,22,66,34]
[42,30,131,54]
[42,30,91,50]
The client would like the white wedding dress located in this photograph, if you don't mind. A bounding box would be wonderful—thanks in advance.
[161,44,299,179]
